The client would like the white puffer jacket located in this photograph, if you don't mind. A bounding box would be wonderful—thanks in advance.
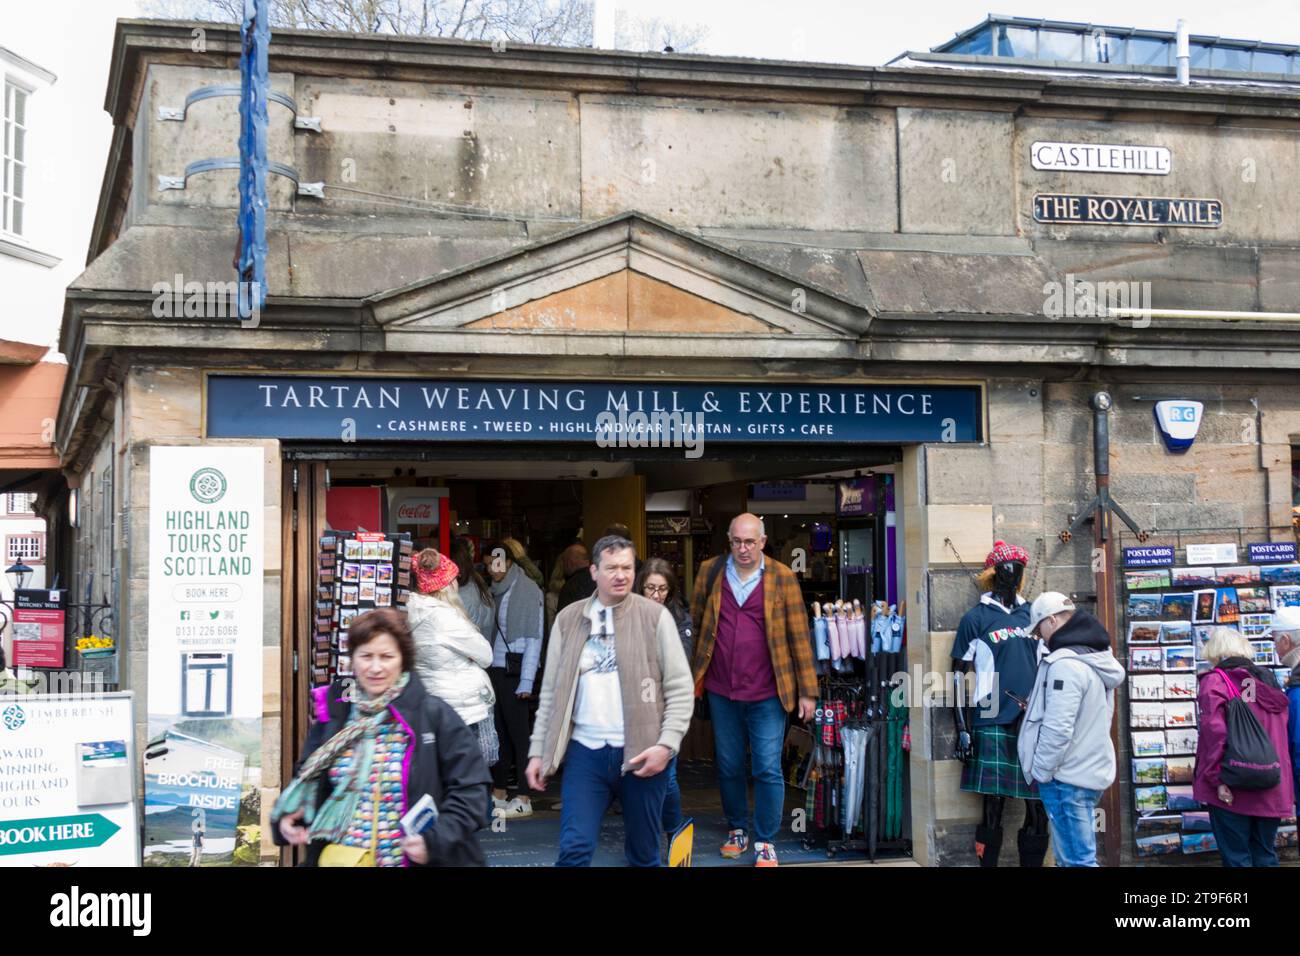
[407,590,496,727]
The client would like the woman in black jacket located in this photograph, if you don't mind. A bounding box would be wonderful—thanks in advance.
[635,558,695,834]
[272,609,492,866]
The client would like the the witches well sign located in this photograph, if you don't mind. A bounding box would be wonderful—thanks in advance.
[206,376,983,444]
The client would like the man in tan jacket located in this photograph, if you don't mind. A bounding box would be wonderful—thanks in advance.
[525,534,694,866]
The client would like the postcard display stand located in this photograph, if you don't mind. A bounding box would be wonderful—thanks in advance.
[313,531,413,687]
[1122,550,1300,860]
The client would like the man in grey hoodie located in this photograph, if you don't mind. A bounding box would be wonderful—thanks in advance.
[1018,592,1126,867]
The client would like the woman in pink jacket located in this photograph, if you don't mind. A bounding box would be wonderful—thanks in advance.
[1193,628,1296,867]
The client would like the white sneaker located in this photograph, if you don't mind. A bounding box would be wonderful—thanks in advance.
[501,797,533,818]
[492,796,510,813]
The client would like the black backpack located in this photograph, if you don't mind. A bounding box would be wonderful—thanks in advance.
[1213,668,1282,791]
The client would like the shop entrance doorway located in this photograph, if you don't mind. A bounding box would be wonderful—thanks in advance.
[279,444,910,865]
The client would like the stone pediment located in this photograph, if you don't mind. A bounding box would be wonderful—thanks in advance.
[368,212,871,340]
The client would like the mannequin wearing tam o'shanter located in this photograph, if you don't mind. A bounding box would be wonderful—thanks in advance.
[950,541,1049,867]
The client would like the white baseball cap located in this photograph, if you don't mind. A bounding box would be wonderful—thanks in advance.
[1269,605,1300,634]
[1028,591,1076,635]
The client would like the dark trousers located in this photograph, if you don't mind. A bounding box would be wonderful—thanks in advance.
[662,757,682,832]
[556,741,668,867]
[489,667,538,796]
[1209,806,1280,867]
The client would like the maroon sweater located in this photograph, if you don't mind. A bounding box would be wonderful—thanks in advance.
[704,575,779,701]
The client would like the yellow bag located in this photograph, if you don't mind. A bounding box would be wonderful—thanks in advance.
[318,780,380,868]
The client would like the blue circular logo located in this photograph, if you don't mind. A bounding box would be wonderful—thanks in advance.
[2,704,25,731]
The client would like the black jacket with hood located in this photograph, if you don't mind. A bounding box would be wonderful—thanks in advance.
[272,676,492,866]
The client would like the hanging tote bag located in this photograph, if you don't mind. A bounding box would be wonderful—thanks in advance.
[1213,668,1282,792]
[318,779,382,867]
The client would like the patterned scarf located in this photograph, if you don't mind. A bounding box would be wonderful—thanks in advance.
[272,672,409,844]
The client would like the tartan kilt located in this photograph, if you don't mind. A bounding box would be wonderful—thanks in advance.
[960,723,1039,799]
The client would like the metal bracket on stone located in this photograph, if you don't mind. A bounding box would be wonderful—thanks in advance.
[157,157,325,197]
[158,84,322,131]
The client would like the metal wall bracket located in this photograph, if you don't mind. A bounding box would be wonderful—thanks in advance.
[158,84,321,131]
[157,156,324,197]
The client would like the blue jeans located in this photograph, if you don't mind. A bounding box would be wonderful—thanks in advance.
[1209,807,1280,867]
[708,692,787,844]
[662,757,682,833]
[1037,779,1101,867]
[556,741,668,867]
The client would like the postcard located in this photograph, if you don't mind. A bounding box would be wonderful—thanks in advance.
[1133,758,1166,785]
[1126,569,1172,591]
[1275,668,1293,687]
[320,552,336,569]
[1135,832,1181,857]
[1165,728,1198,755]
[1160,622,1192,645]
[342,562,360,583]
[1240,613,1273,637]
[1129,675,1164,700]
[343,539,363,560]
[1166,785,1198,811]
[337,654,352,677]
[341,585,359,607]
[1250,640,1276,665]
[1163,645,1196,672]
[1277,826,1299,849]
[376,586,393,608]
[359,582,377,603]
[1235,586,1271,614]
[377,564,394,584]
[1214,587,1240,623]
[1128,621,1162,645]
[1193,626,1214,659]
[319,535,337,552]
[1135,786,1168,812]
[1166,758,1196,785]
[1181,832,1218,854]
[1129,647,1163,672]
[1171,567,1217,588]
[338,633,349,654]
[1271,585,1300,608]
[1131,702,1165,729]
[360,563,377,583]
[1164,701,1197,728]
[1131,731,1166,757]
[1161,592,1194,622]
[1262,563,1300,585]
[1216,565,1261,585]
[1163,674,1197,700]
[1192,589,1217,624]
[1127,594,1163,619]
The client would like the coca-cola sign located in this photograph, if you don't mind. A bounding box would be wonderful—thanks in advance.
[396,502,436,522]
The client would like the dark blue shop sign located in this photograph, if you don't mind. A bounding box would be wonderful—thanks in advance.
[205,376,983,444]
[1123,545,1175,568]
[1248,541,1297,564]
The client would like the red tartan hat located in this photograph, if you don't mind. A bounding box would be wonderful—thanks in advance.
[984,540,1029,568]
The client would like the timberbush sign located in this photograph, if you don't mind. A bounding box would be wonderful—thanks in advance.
[1030,141,1171,175]
[0,693,138,866]
[206,376,984,444]
[1033,194,1222,228]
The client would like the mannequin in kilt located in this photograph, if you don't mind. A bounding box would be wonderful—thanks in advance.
[950,541,1050,867]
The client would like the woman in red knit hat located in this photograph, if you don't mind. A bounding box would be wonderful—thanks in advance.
[407,548,500,767]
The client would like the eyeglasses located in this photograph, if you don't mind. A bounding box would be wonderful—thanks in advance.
[644,584,669,596]
[729,538,760,549]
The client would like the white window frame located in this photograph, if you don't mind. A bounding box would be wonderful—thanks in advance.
[5,492,36,515]
[6,533,43,563]
[2,76,33,240]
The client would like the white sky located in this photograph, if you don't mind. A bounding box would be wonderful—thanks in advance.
[3,0,1298,355]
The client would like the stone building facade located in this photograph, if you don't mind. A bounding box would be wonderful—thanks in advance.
[52,18,1300,864]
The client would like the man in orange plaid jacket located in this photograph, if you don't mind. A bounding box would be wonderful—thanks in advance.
[691,513,818,867]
